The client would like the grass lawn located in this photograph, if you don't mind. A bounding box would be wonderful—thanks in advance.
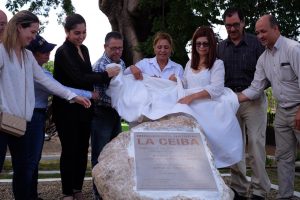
[0,159,92,179]
[122,122,129,131]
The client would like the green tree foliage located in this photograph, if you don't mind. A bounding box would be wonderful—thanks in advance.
[215,0,300,39]
[5,0,74,25]
[130,0,300,65]
[266,87,276,126]
[5,0,300,63]
[137,0,213,65]
[43,60,54,74]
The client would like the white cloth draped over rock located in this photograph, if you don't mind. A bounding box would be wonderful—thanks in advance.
[106,72,243,168]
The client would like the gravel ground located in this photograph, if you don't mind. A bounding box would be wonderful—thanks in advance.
[0,180,93,200]
[1,179,300,200]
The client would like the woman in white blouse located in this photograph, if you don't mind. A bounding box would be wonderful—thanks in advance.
[124,32,183,81]
[0,10,90,200]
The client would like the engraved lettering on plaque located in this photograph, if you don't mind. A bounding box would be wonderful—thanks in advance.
[134,131,218,190]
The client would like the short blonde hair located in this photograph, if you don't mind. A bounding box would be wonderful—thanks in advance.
[152,32,174,50]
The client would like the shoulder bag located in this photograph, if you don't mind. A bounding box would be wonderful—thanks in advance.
[0,112,26,137]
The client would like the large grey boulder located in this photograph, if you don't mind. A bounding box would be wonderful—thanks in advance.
[92,115,234,200]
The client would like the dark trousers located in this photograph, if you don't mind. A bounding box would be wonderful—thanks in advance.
[91,106,121,197]
[25,109,47,199]
[55,117,91,196]
[0,125,32,200]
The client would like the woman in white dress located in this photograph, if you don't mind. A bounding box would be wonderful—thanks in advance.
[178,26,243,168]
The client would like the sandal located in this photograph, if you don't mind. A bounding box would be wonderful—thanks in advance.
[73,191,84,200]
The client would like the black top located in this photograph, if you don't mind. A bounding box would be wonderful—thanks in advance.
[217,33,265,90]
[52,40,110,122]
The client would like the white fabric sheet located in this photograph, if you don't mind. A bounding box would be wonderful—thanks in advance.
[107,72,243,168]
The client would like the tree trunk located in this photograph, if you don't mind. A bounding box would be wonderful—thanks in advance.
[99,0,145,65]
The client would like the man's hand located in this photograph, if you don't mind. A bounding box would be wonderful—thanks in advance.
[106,66,121,77]
[294,107,300,130]
[130,65,143,80]
[237,92,250,103]
[169,74,177,82]
[72,96,91,108]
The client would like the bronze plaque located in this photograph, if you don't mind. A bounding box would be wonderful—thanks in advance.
[134,131,218,190]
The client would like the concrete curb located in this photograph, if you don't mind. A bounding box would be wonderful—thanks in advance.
[5,154,91,160]
[0,177,92,183]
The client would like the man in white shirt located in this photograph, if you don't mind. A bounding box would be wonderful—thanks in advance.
[239,14,300,199]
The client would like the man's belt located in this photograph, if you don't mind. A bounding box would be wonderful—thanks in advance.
[229,86,248,93]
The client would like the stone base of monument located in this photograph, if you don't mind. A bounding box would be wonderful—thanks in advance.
[92,115,234,200]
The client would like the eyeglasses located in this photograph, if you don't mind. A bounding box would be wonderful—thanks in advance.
[195,42,209,48]
[225,22,241,29]
[108,46,123,52]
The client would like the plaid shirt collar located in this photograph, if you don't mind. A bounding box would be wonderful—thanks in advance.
[103,52,125,66]
[225,32,251,47]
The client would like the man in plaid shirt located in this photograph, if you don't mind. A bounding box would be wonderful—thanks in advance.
[217,8,269,200]
[91,31,126,200]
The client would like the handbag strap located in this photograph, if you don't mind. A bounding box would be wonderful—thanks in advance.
[0,47,3,112]
[22,52,26,120]
[0,89,3,112]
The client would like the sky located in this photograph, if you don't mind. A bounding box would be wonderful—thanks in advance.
[0,1,227,64]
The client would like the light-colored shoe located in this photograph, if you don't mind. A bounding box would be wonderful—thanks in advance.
[62,196,74,200]
[74,191,84,200]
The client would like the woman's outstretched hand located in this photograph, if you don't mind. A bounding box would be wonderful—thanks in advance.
[130,65,143,80]
[169,74,177,82]
[73,96,91,108]
[178,95,194,105]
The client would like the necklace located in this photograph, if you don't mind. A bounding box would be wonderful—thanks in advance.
[197,65,207,70]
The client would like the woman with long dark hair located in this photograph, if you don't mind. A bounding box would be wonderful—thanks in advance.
[178,26,243,168]
[52,13,120,200]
